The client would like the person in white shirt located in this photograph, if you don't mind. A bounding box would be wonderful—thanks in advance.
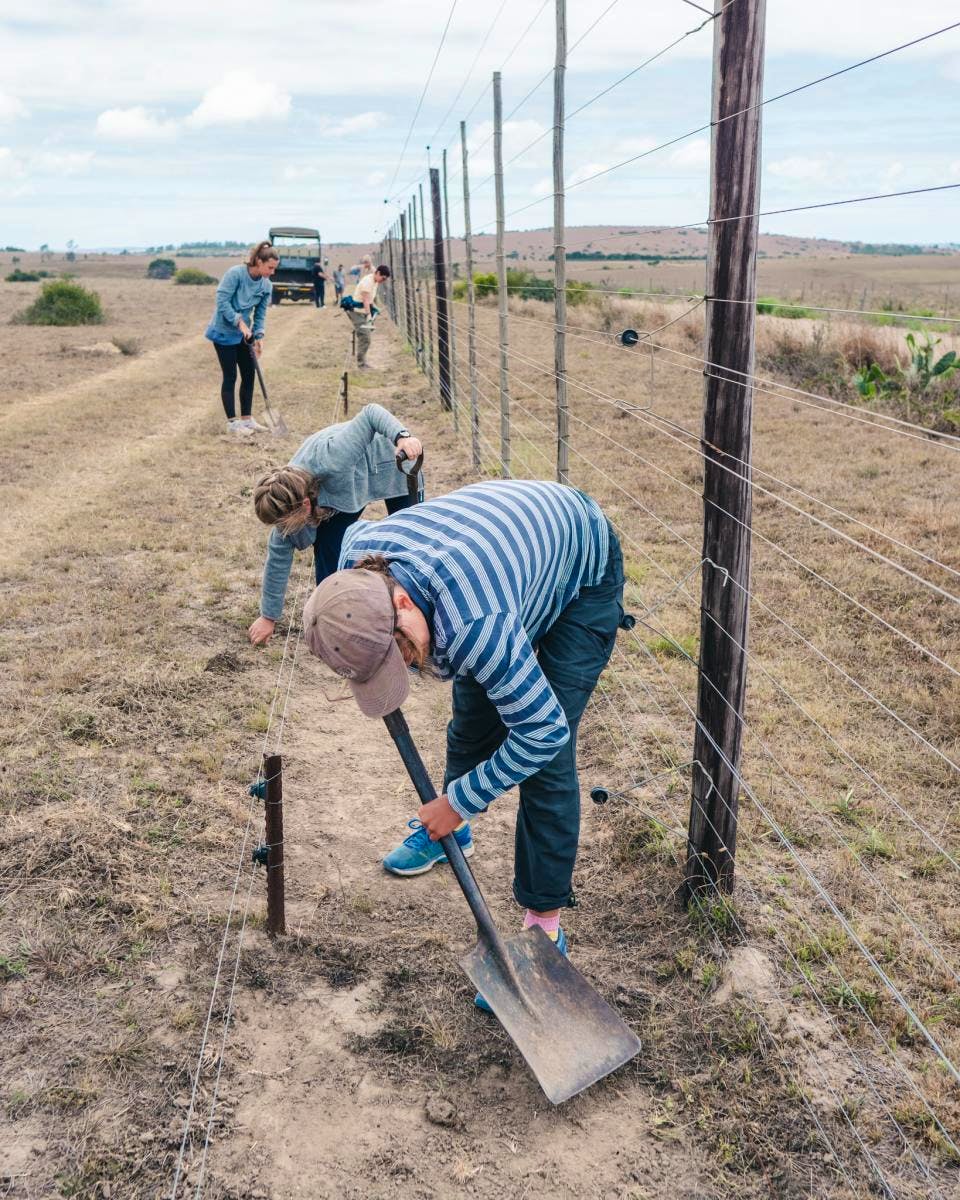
[347,265,390,369]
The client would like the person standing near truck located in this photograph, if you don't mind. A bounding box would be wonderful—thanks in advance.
[312,259,328,308]
[247,403,423,646]
[333,264,346,301]
[205,241,278,435]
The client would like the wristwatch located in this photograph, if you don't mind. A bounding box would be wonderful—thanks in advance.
[393,429,412,445]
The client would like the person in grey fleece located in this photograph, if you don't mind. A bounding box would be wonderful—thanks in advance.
[248,404,423,646]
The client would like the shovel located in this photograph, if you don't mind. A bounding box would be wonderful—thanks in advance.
[382,708,641,1105]
[245,338,290,437]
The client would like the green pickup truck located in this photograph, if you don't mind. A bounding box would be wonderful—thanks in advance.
[268,226,323,304]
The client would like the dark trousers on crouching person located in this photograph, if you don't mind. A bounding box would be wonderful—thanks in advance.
[313,491,422,584]
[443,528,626,911]
[213,339,255,419]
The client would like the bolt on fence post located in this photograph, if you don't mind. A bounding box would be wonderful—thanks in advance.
[685,0,766,904]
[493,71,511,478]
[430,167,453,412]
[263,753,286,936]
[442,147,459,430]
[553,0,569,485]
[461,120,481,471]
[419,180,435,390]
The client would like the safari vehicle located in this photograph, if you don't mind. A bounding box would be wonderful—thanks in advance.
[268,226,323,304]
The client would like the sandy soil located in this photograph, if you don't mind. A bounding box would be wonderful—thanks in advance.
[1,257,957,1199]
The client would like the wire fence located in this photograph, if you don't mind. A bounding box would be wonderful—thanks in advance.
[379,1,960,1193]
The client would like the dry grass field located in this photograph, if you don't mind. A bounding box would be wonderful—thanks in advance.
[1,252,958,1199]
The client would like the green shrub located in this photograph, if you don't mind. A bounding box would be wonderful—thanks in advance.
[474,272,498,299]
[5,269,40,282]
[173,268,216,286]
[12,279,104,326]
[756,298,814,319]
[452,279,467,301]
[147,257,176,280]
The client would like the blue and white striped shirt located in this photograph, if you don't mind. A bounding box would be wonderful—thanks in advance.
[338,480,610,819]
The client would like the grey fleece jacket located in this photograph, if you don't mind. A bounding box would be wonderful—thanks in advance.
[259,404,412,620]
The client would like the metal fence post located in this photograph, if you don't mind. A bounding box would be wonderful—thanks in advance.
[553,0,568,485]
[430,168,452,412]
[263,753,286,935]
[442,147,459,430]
[461,120,481,470]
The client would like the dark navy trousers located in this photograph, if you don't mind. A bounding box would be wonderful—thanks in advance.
[443,529,625,911]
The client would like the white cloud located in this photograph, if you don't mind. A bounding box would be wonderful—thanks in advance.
[668,139,709,171]
[0,91,27,123]
[0,147,25,178]
[319,111,387,137]
[366,169,387,186]
[767,156,830,183]
[467,119,550,179]
[567,162,610,187]
[29,150,95,175]
[187,73,290,127]
[281,164,320,182]
[96,106,178,141]
[949,161,960,180]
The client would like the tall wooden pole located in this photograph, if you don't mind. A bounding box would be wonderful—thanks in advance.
[461,120,481,470]
[685,0,766,902]
[442,147,459,431]
[419,181,435,388]
[553,0,568,484]
[430,167,452,412]
[400,210,414,352]
[493,71,511,478]
[410,199,424,370]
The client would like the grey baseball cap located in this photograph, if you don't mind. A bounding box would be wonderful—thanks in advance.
[302,570,409,717]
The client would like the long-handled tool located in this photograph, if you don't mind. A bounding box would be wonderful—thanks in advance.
[382,708,642,1104]
[395,448,424,498]
[245,339,290,437]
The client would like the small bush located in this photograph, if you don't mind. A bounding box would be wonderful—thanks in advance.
[111,336,140,356]
[173,268,216,286]
[147,257,176,280]
[12,279,104,326]
[756,297,814,319]
[5,269,40,282]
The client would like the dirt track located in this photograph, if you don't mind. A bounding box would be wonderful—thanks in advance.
[3,260,957,1199]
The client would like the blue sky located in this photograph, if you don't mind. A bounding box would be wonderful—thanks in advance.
[0,1,957,250]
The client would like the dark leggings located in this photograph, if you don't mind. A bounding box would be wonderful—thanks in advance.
[214,340,255,419]
[314,492,420,584]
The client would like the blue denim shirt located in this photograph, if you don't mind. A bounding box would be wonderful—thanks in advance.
[205,264,272,345]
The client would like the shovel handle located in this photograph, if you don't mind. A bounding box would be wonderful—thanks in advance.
[396,449,424,500]
[383,709,501,949]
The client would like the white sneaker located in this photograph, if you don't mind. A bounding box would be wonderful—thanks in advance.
[239,416,269,432]
[227,419,253,436]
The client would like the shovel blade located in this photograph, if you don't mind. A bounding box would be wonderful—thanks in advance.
[461,926,641,1104]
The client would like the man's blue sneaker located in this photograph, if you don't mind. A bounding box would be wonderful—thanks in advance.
[382,819,474,877]
[475,927,568,1013]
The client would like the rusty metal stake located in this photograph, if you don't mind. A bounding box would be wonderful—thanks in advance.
[263,753,286,935]
[341,370,349,416]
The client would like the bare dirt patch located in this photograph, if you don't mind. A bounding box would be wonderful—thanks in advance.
[1,257,957,1199]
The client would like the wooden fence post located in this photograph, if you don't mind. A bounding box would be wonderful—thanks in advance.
[263,753,286,935]
[493,71,511,478]
[685,0,767,903]
[430,168,453,412]
[461,120,481,470]
[442,147,459,430]
[400,210,414,352]
[553,0,568,484]
[419,181,435,389]
[410,199,424,370]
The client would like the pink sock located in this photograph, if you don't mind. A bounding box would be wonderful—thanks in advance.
[523,910,560,939]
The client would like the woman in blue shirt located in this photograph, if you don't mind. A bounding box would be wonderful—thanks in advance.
[205,241,279,436]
